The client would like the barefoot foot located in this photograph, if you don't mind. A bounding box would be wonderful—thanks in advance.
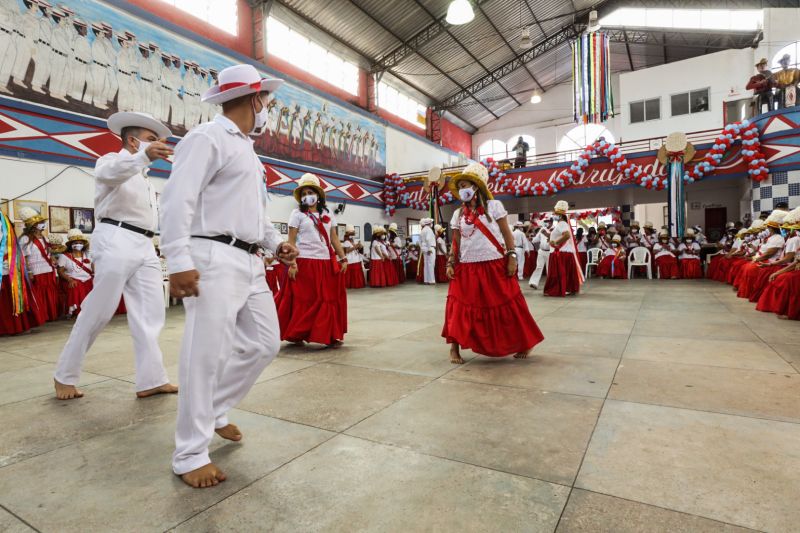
[777,314,789,320]
[54,379,83,400]
[215,423,242,442]
[449,346,464,365]
[136,383,179,398]
[514,350,530,359]
[179,463,227,489]
[327,340,344,349]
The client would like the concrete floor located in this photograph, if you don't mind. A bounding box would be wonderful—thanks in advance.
[0,279,798,532]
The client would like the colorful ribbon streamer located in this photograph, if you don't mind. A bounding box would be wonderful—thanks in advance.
[572,32,614,124]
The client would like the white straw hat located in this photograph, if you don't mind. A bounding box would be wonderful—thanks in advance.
[107,111,171,139]
[202,64,283,105]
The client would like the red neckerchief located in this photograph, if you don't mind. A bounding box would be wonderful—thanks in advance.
[65,253,93,277]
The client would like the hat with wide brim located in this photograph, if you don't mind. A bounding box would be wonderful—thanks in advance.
[449,162,493,200]
[293,173,326,203]
[19,206,47,227]
[66,228,89,245]
[107,111,171,140]
[202,64,283,105]
[372,226,387,236]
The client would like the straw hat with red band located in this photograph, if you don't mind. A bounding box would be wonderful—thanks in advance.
[202,64,283,105]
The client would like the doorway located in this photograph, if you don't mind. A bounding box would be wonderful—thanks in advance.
[705,207,727,242]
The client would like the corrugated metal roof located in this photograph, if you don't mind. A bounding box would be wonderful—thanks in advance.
[269,0,762,131]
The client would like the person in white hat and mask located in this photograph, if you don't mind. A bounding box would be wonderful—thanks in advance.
[434,224,449,283]
[160,63,298,489]
[276,172,348,346]
[678,228,703,279]
[512,221,526,280]
[342,225,365,289]
[387,222,405,283]
[54,111,176,402]
[18,207,58,324]
[543,200,583,296]
[56,228,93,317]
[418,217,436,285]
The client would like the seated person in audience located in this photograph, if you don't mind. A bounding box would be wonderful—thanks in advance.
[726,224,760,284]
[756,215,800,320]
[596,234,627,279]
[677,229,702,278]
[735,211,786,298]
[625,221,641,250]
[56,229,93,318]
[692,225,708,245]
[745,209,798,302]
[586,226,600,249]
[653,231,680,279]
[707,222,737,280]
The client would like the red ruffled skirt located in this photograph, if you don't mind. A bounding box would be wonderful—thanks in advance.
[596,256,627,279]
[706,255,724,280]
[345,262,365,289]
[276,257,347,345]
[0,275,42,335]
[30,272,59,323]
[265,267,281,295]
[442,258,544,357]
[576,251,587,274]
[385,258,399,286]
[435,255,449,283]
[394,258,406,283]
[680,258,702,279]
[523,251,537,278]
[747,264,782,302]
[756,270,800,318]
[655,255,680,279]
[369,259,391,288]
[544,251,581,296]
[727,258,749,285]
[63,278,93,317]
[406,258,419,281]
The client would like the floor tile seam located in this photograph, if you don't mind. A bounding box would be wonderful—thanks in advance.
[225,407,342,434]
[620,354,798,374]
[0,360,53,377]
[439,374,615,401]
[0,502,42,533]
[0,376,117,409]
[711,291,797,349]
[335,432,575,490]
[570,487,767,533]
[0,349,62,364]
[161,431,342,533]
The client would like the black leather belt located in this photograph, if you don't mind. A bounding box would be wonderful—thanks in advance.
[75,58,88,64]
[101,218,156,238]
[141,77,153,82]
[193,235,260,254]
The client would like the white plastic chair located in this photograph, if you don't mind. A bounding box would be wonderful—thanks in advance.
[585,248,603,279]
[627,246,652,279]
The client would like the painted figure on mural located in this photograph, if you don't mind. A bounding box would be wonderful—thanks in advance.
[69,19,90,101]
[48,9,72,101]
[11,0,40,89]
[0,0,18,94]
[31,0,55,94]
[169,55,184,127]
[773,53,800,109]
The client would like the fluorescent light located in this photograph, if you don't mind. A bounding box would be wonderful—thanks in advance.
[446,0,474,25]
[530,91,542,104]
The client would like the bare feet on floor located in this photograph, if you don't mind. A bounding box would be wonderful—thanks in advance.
[54,379,83,400]
[327,340,344,349]
[136,383,179,398]
[514,350,530,359]
[179,463,227,489]
[449,345,464,365]
[778,314,789,320]
[215,423,243,442]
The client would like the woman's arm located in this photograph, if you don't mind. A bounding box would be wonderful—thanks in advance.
[330,228,347,273]
[497,217,518,277]
[447,229,460,279]
[287,227,299,279]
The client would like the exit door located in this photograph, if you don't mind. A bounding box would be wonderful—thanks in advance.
[705,207,727,242]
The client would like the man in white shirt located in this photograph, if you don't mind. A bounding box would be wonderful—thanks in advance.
[54,111,176,401]
[161,64,298,489]
[419,218,436,285]
[529,223,552,289]
[512,221,526,280]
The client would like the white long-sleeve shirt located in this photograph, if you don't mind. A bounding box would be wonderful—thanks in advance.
[419,226,436,254]
[513,229,525,250]
[160,114,283,274]
[94,148,158,231]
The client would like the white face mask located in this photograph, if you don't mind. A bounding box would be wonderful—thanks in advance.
[250,97,268,136]
[36,222,46,231]
[301,193,318,207]
[458,187,475,202]
[611,243,619,247]
[135,138,151,154]
[632,229,639,234]
[72,244,84,251]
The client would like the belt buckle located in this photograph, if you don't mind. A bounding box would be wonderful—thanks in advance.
[247,243,259,254]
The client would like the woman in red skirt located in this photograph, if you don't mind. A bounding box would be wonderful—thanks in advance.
[18,207,59,323]
[757,256,800,319]
[342,225,366,289]
[574,227,587,275]
[387,223,406,283]
[523,222,537,279]
[406,243,420,281]
[369,226,391,287]
[277,173,348,347]
[597,234,628,279]
[434,224,449,283]
[736,210,788,300]
[726,224,762,285]
[653,231,680,279]
[0,215,42,335]
[677,229,703,279]
[56,229,94,318]
[543,200,582,296]
[263,250,282,298]
[443,162,544,364]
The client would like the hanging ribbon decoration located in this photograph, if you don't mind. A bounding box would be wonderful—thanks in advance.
[0,212,29,315]
[572,32,614,124]
[382,173,405,217]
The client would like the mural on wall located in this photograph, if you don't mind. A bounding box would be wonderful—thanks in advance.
[0,0,386,177]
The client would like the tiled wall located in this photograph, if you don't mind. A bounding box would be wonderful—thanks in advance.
[752,170,800,214]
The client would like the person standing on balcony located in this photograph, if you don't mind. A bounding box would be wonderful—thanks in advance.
[512,136,529,169]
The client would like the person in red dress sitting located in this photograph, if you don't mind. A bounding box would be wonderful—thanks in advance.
[736,210,788,300]
[653,231,680,279]
[56,229,94,318]
[597,234,628,279]
[342,225,366,289]
[678,229,703,279]
[442,162,544,364]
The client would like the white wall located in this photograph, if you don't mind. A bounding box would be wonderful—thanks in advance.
[385,126,464,175]
[761,8,800,62]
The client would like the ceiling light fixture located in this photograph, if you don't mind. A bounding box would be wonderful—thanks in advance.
[520,26,532,48]
[446,0,474,25]
[586,10,601,33]
[530,90,542,104]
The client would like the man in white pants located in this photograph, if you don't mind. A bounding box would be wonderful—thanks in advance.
[512,221,526,280]
[161,64,297,489]
[54,111,177,401]
[419,217,436,285]
[529,222,552,289]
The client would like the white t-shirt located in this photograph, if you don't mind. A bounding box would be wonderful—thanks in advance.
[576,236,587,252]
[288,208,336,260]
[343,238,361,264]
[653,242,676,259]
[451,199,507,264]
[513,229,526,249]
[677,241,701,260]
[763,233,786,254]
[20,235,54,275]
[550,220,575,253]
[57,253,93,282]
[370,240,388,260]
[639,232,656,248]
[781,235,800,259]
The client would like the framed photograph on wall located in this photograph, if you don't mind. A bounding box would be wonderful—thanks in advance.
[49,206,71,233]
[12,199,47,223]
[279,223,289,235]
[337,223,346,240]
[71,208,95,233]
[354,226,360,239]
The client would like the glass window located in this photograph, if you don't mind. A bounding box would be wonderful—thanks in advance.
[478,139,508,160]
[165,0,238,35]
[671,93,690,116]
[377,82,426,129]
[771,41,800,71]
[557,124,615,162]
[645,98,661,120]
[629,101,645,123]
[266,16,359,96]
[506,135,535,159]
[690,89,709,113]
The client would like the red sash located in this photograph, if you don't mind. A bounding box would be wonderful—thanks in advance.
[66,253,93,277]
[460,207,505,256]
[306,212,340,273]
[31,237,56,277]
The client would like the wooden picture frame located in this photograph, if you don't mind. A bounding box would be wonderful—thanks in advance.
[49,206,71,233]
[0,199,9,218]
[71,207,95,234]
[12,199,47,223]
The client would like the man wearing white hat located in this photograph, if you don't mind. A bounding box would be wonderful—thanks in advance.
[512,221,526,280]
[419,217,436,285]
[160,63,298,489]
[54,111,176,402]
